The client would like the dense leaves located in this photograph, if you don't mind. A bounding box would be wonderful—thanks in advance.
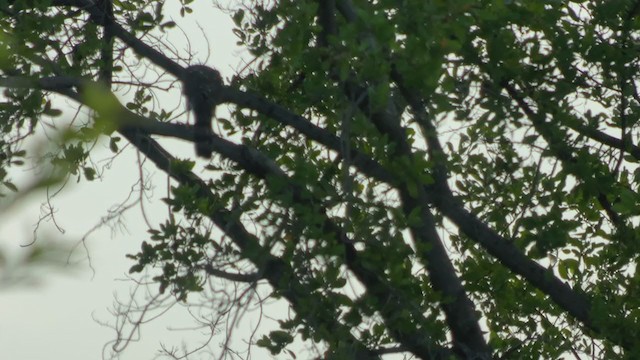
[3,0,640,359]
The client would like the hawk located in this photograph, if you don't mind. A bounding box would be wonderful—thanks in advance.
[182,65,224,158]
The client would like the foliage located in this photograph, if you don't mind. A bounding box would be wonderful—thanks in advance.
[2,0,640,359]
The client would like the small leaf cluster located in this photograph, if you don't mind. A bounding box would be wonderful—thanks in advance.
[127,218,211,301]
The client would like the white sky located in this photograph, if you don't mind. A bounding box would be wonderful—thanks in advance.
[0,2,288,359]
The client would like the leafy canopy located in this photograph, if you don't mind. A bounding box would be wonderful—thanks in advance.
[1,0,640,359]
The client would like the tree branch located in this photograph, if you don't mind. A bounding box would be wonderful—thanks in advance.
[327,2,490,356]
[202,264,260,283]
[12,73,453,359]
[500,80,623,225]
[328,0,640,353]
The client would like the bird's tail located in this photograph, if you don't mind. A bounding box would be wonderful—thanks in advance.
[194,119,213,158]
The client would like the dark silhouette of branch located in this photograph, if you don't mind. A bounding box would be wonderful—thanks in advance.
[321,4,490,357]
[202,264,260,283]
[9,73,455,359]
[498,81,622,225]
[316,0,337,47]
[327,1,640,353]
[94,0,114,86]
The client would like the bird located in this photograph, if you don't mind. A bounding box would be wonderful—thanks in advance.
[181,65,224,158]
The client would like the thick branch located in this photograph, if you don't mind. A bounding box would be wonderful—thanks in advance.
[202,264,260,283]
[316,0,337,47]
[326,3,490,356]
[0,62,605,352]
[75,0,185,77]
[17,74,452,359]
[388,55,637,352]
[189,122,454,359]
[564,118,640,160]
[0,73,378,357]
[330,0,638,353]
[342,78,490,358]
[95,0,114,85]
[117,127,380,359]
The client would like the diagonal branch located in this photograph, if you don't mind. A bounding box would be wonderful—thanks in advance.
[325,2,490,356]
[342,77,491,358]
[388,53,638,353]
[0,70,609,353]
[12,73,454,359]
[202,265,260,283]
[117,126,382,359]
[0,73,380,358]
[563,117,640,161]
[499,80,623,225]
[328,0,639,353]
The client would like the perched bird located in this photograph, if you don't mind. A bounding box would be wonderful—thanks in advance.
[182,65,224,158]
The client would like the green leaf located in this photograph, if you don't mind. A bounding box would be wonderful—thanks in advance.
[83,167,96,181]
[3,181,17,192]
[109,137,120,153]
[128,264,144,273]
